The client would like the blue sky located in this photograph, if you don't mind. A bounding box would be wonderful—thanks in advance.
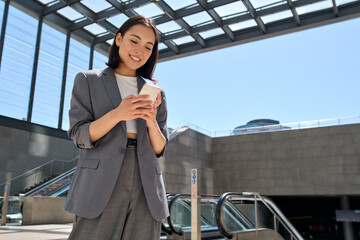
[155,17,360,131]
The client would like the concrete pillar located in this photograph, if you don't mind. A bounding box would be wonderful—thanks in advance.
[341,196,355,240]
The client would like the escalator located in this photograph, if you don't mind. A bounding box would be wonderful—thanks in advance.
[23,176,303,239]
[216,192,303,240]
[163,192,303,240]
[23,168,75,197]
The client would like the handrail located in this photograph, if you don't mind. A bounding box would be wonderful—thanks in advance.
[24,167,76,196]
[184,115,360,137]
[0,156,79,187]
[167,193,220,236]
[162,193,176,235]
[216,192,304,240]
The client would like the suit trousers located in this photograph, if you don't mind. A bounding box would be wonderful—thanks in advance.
[67,146,161,240]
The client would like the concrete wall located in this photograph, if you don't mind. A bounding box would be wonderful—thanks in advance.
[161,128,213,194]
[1,117,359,198]
[212,124,360,196]
[0,124,79,195]
[22,197,73,224]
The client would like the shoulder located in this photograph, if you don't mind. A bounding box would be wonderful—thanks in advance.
[81,68,108,78]
[74,68,112,84]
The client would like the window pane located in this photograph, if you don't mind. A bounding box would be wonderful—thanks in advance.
[62,38,90,130]
[0,1,4,30]
[93,50,107,70]
[0,6,37,120]
[32,23,66,128]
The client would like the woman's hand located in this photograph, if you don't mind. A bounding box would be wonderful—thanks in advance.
[141,93,161,128]
[141,93,166,155]
[89,94,152,143]
[113,94,153,121]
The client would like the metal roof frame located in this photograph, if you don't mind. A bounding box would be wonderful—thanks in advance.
[6,0,360,62]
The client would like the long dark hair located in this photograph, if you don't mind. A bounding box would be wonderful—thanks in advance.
[106,15,159,82]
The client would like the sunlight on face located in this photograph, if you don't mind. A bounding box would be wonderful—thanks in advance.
[115,24,155,76]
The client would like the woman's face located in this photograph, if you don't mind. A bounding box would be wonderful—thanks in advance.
[115,24,155,76]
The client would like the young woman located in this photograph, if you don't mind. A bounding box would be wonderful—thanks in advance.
[65,15,169,240]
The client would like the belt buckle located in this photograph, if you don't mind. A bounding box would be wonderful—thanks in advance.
[127,138,137,148]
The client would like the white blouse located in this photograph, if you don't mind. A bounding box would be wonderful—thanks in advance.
[115,73,138,134]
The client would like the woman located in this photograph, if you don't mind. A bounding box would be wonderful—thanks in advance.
[65,15,169,240]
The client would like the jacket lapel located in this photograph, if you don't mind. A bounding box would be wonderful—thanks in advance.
[137,75,147,142]
[102,67,126,134]
[102,67,121,108]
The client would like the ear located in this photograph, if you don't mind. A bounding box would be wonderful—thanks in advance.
[115,33,122,47]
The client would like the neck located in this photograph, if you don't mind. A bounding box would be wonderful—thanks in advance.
[114,65,136,77]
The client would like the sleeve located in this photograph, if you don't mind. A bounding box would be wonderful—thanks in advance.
[155,90,169,158]
[67,72,99,149]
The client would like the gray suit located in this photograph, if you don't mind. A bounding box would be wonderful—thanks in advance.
[64,67,169,221]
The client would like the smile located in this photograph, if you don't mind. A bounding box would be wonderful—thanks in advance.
[130,55,141,62]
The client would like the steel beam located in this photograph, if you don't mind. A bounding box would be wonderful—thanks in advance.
[58,31,70,130]
[27,16,43,122]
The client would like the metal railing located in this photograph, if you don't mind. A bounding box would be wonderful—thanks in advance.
[166,193,221,237]
[24,167,76,196]
[216,192,304,240]
[0,156,79,195]
[183,115,360,138]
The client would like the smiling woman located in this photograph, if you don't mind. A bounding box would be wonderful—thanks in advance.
[115,24,155,77]
[65,15,169,240]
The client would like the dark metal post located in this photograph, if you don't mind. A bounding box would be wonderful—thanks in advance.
[27,16,43,122]
[341,196,355,240]
[89,37,94,70]
[0,0,10,69]
[58,31,71,129]
[1,172,12,225]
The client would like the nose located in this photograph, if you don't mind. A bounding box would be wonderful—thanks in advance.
[134,46,142,55]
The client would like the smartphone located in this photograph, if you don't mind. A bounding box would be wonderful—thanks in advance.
[139,83,162,103]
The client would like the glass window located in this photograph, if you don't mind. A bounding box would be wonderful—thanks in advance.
[32,23,66,128]
[107,14,128,29]
[62,38,90,130]
[261,10,293,24]
[0,1,4,30]
[296,1,333,15]
[214,2,247,18]
[164,0,197,11]
[134,3,163,18]
[250,0,282,10]
[80,0,112,13]
[199,28,224,39]
[229,19,257,31]
[336,0,358,5]
[183,12,213,27]
[84,23,107,35]
[93,50,107,70]
[159,43,167,50]
[156,21,181,35]
[57,6,84,21]
[172,36,195,45]
[0,6,37,120]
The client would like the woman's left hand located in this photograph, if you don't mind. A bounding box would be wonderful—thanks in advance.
[141,93,161,128]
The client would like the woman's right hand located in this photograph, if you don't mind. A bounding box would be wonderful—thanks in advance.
[113,94,153,121]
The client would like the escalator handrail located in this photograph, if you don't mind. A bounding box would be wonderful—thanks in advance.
[167,193,220,236]
[216,192,237,239]
[24,167,76,196]
[0,156,79,187]
[162,193,175,235]
[216,192,304,240]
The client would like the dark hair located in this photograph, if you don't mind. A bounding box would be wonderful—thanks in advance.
[106,15,159,82]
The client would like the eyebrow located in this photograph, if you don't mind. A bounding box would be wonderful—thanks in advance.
[130,34,154,46]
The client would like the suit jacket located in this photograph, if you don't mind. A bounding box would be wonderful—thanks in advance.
[64,67,169,221]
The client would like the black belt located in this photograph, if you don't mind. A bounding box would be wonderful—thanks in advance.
[127,138,137,147]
